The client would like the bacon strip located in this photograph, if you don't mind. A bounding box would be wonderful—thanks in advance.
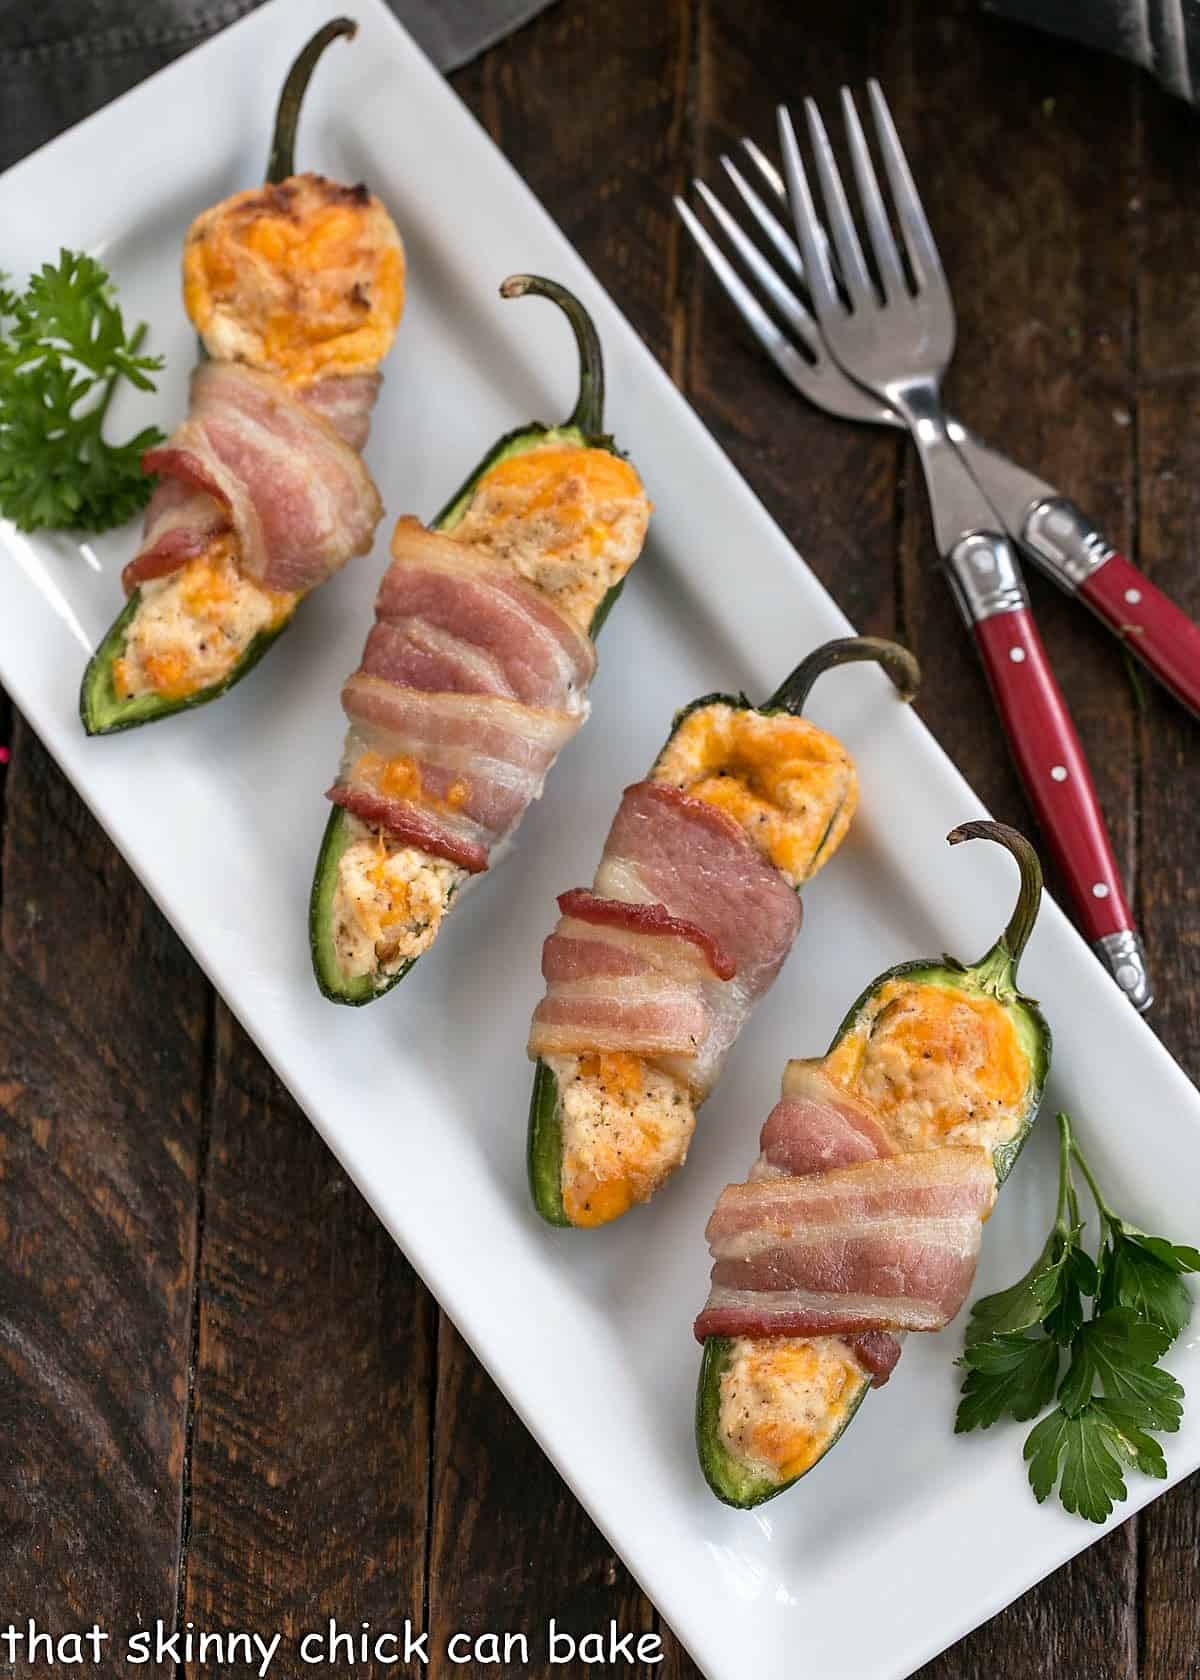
[852,1331,903,1386]
[327,520,594,870]
[694,1062,996,1371]
[751,1061,896,1180]
[297,371,383,451]
[528,781,802,1097]
[124,361,382,595]
[530,894,729,1058]
[695,1068,927,1384]
[555,888,735,981]
[123,480,233,592]
[373,520,595,709]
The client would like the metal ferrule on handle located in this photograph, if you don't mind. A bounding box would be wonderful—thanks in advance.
[1019,497,1200,722]
[944,529,1029,624]
[1095,930,1154,1013]
[1019,495,1115,592]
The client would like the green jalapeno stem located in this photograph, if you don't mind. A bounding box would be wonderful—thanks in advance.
[764,635,920,716]
[267,17,356,184]
[500,275,606,436]
[947,819,1044,972]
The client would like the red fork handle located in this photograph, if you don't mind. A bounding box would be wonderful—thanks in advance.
[1077,551,1200,720]
[972,608,1133,946]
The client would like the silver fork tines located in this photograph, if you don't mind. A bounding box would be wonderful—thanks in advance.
[720,155,804,283]
[695,176,816,351]
[776,85,987,556]
[841,87,907,302]
[864,81,942,294]
[739,138,787,209]
[673,158,894,426]
[673,194,819,397]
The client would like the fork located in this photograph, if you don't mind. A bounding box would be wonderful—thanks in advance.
[692,142,1200,735]
[677,145,1053,474]
[677,86,1150,1008]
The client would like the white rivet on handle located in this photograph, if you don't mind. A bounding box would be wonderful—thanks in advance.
[1009,647,1026,664]
[1051,765,1068,782]
[1092,883,1110,899]
[1125,587,1142,605]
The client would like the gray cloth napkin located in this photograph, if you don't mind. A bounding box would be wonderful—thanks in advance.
[983,0,1200,103]
[0,0,554,172]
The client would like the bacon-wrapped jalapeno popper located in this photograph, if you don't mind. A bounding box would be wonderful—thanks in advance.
[525,637,921,1229]
[310,276,651,1003]
[81,20,403,735]
[694,821,1051,1508]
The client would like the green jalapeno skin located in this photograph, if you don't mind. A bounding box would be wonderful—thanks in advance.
[80,19,357,738]
[695,819,1052,1507]
[310,276,631,1004]
[696,1335,872,1508]
[527,637,921,1226]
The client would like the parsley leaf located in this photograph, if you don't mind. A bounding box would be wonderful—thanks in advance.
[0,249,165,533]
[1058,1309,1183,1430]
[1101,1225,1199,1343]
[1044,1240,1098,1347]
[956,1332,1060,1430]
[1094,1398,1169,1481]
[957,1112,1194,1526]
[1025,1404,1136,1523]
[964,1224,1080,1346]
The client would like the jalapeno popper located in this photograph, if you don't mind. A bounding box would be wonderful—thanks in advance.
[310,276,651,1003]
[525,637,921,1229]
[693,821,1051,1508]
[81,19,404,735]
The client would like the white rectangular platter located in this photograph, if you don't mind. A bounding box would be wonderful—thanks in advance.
[2,2,1198,1674]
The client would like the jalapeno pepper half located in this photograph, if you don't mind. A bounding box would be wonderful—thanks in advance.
[81,19,376,736]
[309,276,640,1004]
[527,636,922,1228]
[696,820,1051,1507]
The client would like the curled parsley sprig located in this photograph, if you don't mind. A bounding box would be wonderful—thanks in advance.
[0,249,165,533]
[956,1111,1198,1523]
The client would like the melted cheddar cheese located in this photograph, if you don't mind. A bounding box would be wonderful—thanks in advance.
[718,1336,865,1481]
[822,978,1030,1156]
[651,701,856,887]
[449,442,650,633]
[330,818,465,980]
[115,541,298,700]
[183,172,405,384]
[548,1051,695,1226]
[348,750,470,813]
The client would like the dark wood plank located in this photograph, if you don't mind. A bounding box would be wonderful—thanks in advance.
[1129,68,1200,1680]
[426,1321,658,1680]
[687,0,908,636]
[466,0,695,370]
[0,717,208,1661]
[177,1003,435,1674]
[895,6,1143,1674]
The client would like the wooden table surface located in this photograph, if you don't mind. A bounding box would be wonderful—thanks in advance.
[4,1,1200,1674]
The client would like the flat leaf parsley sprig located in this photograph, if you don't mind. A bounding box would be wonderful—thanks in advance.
[0,250,165,533]
[957,1111,1198,1524]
